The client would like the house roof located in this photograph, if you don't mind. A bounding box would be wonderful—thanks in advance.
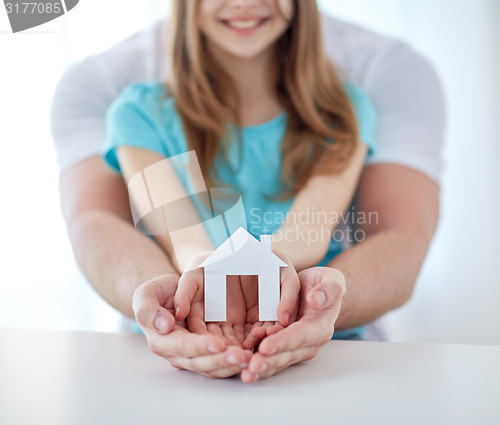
[199,227,287,269]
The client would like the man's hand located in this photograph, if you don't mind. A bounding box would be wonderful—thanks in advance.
[133,274,252,378]
[240,267,346,383]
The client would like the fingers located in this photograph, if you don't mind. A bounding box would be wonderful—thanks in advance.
[167,345,252,379]
[256,267,346,357]
[196,321,244,347]
[168,345,250,371]
[233,324,246,346]
[174,268,204,321]
[134,300,176,335]
[277,261,300,326]
[241,346,319,383]
[207,322,223,336]
[242,322,284,351]
[173,251,214,322]
[147,328,227,359]
[221,323,242,347]
[298,267,346,310]
[133,277,179,335]
[186,315,209,335]
[243,326,267,351]
[257,316,333,357]
[199,366,244,379]
[240,274,258,308]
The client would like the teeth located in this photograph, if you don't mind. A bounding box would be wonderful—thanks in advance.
[226,19,260,30]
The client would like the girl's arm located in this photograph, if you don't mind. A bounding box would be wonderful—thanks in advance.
[116,141,367,272]
[272,142,368,271]
[116,146,214,273]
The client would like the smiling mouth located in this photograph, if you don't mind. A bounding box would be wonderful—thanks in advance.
[222,18,269,31]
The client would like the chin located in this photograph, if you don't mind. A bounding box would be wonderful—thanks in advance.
[221,43,271,60]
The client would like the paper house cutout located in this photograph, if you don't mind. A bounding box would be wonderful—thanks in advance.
[199,227,287,322]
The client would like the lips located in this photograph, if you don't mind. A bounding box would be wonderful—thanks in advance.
[221,17,269,32]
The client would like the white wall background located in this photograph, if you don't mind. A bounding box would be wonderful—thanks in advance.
[1,0,499,344]
[317,0,500,345]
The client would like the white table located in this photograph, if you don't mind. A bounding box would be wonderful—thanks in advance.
[0,329,498,425]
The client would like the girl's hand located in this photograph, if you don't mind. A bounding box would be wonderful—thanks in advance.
[172,252,252,378]
[174,252,249,347]
[172,251,300,377]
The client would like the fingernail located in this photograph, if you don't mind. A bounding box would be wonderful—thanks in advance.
[175,305,180,317]
[154,315,168,333]
[283,312,290,325]
[239,362,248,368]
[226,354,238,364]
[314,290,326,306]
[260,363,268,372]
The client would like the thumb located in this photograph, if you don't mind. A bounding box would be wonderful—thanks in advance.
[132,279,177,335]
[173,269,202,321]
[174,251,213,320]
[304,268,346,310]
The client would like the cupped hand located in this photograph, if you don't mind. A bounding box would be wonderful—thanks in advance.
[173,252,300,372]
[240,267,347,383]
[132,274,251,378]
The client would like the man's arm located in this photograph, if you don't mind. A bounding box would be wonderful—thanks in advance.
[331,163,439,330]
[242,163,439,382]
[242,31,445,381]
[52,21,254,377]
[60,156,254,378]
[59,156,178,318]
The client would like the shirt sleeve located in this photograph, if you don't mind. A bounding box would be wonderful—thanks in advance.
[362,42,446,183]
[344,82,377,157]
[49,56,114,174]
[102,84,167,174]
[49,21,165,175]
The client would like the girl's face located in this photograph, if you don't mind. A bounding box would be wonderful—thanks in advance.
[198,0,294,60]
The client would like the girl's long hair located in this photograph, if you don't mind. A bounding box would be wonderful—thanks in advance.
[167,0,359,199]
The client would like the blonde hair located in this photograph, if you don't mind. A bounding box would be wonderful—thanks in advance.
[166,0,359,199]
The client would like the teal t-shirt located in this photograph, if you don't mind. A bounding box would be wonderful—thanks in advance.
[102,80,377,340]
